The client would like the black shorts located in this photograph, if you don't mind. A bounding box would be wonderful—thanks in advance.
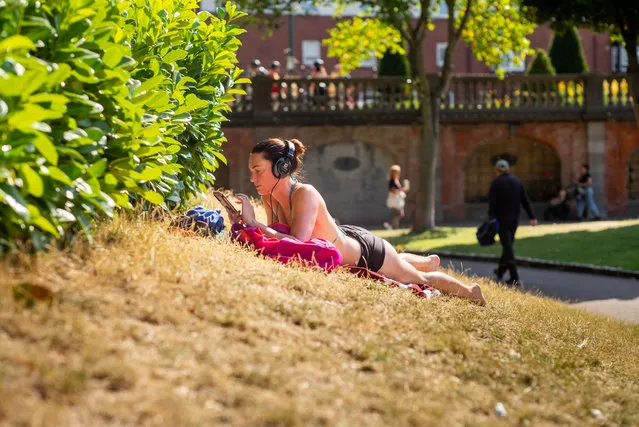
[339,225,386,272]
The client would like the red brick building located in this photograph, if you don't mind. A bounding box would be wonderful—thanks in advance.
[201,2,630,77]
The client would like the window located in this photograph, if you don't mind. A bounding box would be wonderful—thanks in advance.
[612,44,639,73]
[431,1,449,18]
[436,43,448,68]
[360,52,377,68]
[199,0,216,11]
[302,40,321,66]
[499,52,526,73]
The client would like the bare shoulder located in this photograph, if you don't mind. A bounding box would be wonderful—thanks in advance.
[292,183,323,204]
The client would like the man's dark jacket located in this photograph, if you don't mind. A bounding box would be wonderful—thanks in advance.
[488,173,535,226]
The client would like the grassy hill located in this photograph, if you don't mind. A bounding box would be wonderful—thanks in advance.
[1,195,638,426]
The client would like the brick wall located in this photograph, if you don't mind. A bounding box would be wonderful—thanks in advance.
[220,121,639,223]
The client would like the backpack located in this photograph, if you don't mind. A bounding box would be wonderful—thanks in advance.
[476,218,499,246]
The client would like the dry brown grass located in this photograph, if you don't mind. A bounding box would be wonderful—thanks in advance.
[1,192,638,426]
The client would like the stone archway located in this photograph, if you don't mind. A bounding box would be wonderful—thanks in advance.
[629,148,639,201]
[464,137,561,203]
[303,141,395,226]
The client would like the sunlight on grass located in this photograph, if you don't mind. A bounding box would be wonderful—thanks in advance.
[0,192,638,425]
[376,219,639,270]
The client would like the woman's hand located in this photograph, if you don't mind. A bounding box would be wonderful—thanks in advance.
[226,207,243,225]
[234,193,257,226]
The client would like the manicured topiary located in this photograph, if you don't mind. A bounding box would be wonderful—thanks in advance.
[526,49,556,75]
[548,27,590,74]
[378,51,408,77]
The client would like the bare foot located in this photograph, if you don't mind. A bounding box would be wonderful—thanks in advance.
[400,253,440,272]
[427,255,440,270]
[470,283,486,306]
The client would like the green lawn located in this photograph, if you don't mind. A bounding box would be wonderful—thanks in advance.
[375,218,639,271]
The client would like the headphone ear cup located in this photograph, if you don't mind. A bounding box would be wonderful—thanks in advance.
[273,158,291,179]
[272,159,281,179]
[277,158,291,178]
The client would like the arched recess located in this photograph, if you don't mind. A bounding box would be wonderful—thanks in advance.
[303,141,396,226]
[465,137,561,203]
[628,147,639,200]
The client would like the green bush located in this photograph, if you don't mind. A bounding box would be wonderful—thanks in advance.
[0,0,247,253]
[526,49,556,75]
[378,51,407,77]
[548,27,589,74]
[119,0,247,205]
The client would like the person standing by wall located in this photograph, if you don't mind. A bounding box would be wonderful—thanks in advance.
[575,163,602,220]
[488,159,538,285]
[384,165,409,230]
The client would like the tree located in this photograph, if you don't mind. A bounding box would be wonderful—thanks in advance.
[521,0,639,122]
[526,49,556,75]
[524,49,555,101]
[378,52,408,77]
[548,27,589,73]
[235,0,536,230]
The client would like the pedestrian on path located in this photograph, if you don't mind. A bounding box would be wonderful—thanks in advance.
[488,159,537,285]
[575,163,602,220]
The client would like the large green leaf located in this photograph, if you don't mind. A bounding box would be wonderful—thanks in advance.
[0,35,36,52]
[46,166,73,185]
[133,74,166,96]
[20,165,44,197]
[33,134,59,165]
[142,190,164,205]
[27,205,59,236]
[8,105,64,130]
[163,49,188,63]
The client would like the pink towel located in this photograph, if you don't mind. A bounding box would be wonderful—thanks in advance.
[230,222,440,299]
[230,222,343,271]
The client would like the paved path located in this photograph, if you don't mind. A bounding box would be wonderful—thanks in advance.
[440,257,639,324]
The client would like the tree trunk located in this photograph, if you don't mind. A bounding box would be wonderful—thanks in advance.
[626,59,639,125]
[411,45,440,231]
[629,69,639,124]
[623,33,639,124]
[415,92,440,231]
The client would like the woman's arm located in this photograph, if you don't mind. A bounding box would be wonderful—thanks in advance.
[389,179,405,193]
[237,187,320,242]
[261,196,274,225]
[234,194,298,240]
[289,187,319,242]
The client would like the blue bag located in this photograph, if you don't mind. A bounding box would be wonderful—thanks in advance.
[173,206,225,236]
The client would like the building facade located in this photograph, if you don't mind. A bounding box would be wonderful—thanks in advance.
[202,1,631,78]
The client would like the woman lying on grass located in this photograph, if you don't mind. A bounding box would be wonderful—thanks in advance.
[227,137,486,305]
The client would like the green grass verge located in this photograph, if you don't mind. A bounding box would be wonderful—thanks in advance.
[375,219,639,271]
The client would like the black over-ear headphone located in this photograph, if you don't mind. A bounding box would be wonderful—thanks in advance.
[273,139,295,179]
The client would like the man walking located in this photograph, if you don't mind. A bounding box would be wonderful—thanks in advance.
[488,159,537,285]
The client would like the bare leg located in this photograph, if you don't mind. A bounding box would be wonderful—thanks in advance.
[398,252,440,272]
[390,208,402,229]
[380,242,485,305]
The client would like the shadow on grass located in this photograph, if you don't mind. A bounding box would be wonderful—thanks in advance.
[436,224,639,272]
[383,228,462,247]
